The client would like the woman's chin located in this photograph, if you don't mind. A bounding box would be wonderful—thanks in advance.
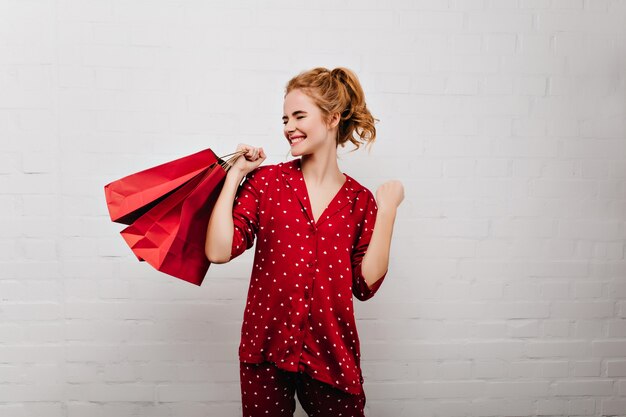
[289,147,304,156]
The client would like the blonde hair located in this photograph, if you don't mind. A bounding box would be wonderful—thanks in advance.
[284,67,378,153]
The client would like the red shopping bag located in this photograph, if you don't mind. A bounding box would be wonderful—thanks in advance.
[104,148,219,225]
[104,148,247,285]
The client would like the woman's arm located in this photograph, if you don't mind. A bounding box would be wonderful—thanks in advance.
[205,167,246,264]
[360,206,397,288]
[205,144,266,264]
[360,179,404,288]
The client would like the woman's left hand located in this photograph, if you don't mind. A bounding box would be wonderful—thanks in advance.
[375,180,405,213]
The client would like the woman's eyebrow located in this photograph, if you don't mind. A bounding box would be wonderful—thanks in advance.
[282,110,307,120]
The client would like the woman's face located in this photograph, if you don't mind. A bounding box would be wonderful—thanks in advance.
[282,88,338,157]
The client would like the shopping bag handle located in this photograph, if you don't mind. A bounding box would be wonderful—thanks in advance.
[218,149,249,171]
[219,149,248,159]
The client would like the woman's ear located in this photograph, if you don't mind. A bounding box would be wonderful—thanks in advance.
[327,112,341,129]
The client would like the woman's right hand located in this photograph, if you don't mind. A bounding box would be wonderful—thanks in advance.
[230,143,266,176]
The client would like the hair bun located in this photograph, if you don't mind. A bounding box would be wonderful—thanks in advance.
[330,68,344,78]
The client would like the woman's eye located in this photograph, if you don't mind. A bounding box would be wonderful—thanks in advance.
[282,116,304,125]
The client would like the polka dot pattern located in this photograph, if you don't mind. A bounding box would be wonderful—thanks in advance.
[229,158,387,396]
[240,361,366,417]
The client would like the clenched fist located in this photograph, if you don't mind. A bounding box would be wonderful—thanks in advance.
[375,180,404,213]
[230,143,266,176]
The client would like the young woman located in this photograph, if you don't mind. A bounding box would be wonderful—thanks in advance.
[205,67,404,417]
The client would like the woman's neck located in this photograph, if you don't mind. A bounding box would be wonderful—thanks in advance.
[300,151,344,186]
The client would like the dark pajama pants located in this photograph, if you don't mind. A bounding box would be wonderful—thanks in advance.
[240,361,366,417]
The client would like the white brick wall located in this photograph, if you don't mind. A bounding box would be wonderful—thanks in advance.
[1,0,625,416]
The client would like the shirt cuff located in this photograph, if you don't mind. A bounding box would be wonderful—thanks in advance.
[229,227,244,261]
[353,261,387,301]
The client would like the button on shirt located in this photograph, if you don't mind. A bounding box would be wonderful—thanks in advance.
[229,158,387,395]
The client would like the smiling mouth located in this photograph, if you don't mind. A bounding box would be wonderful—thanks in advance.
[289,136,306,145]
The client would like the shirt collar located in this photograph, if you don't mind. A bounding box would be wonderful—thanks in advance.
[279,158,362,227]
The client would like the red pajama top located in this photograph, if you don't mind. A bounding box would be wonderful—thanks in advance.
[228,157,387,395]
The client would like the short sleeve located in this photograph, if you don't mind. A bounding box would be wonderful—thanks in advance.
[351,190,387,301]
[229,166,267,261]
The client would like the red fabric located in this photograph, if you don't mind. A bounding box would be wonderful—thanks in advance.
[240,361,365,417]
[230,158,387,395]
